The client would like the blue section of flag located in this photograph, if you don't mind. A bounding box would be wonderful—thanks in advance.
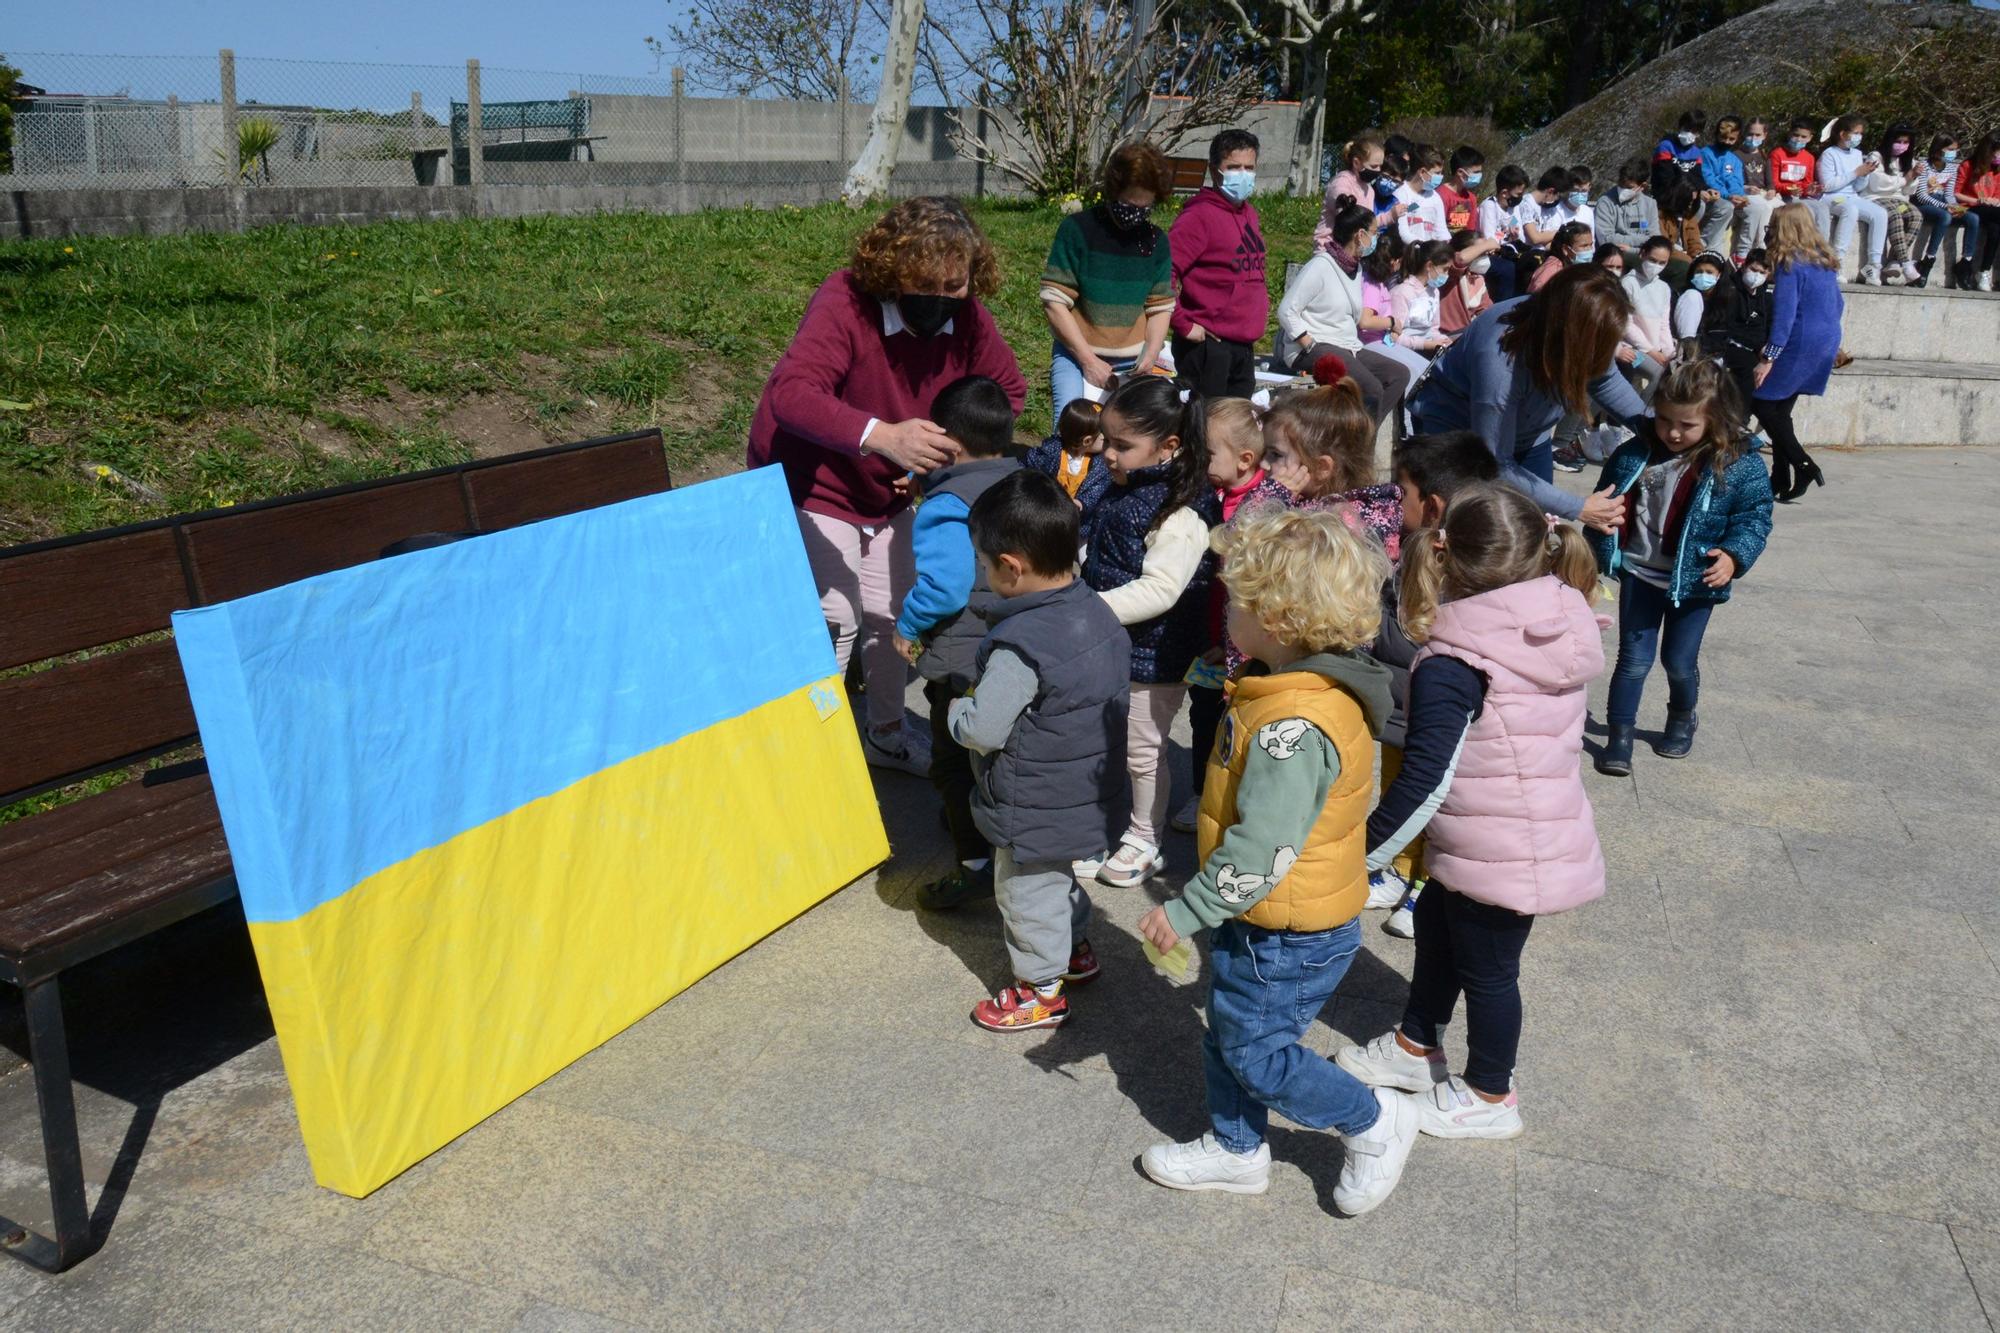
[174,466,834,924]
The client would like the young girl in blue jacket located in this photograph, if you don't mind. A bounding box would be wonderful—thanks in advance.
[1587,358,1774,775]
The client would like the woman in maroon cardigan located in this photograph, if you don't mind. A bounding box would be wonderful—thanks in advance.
[748,197,1027,773]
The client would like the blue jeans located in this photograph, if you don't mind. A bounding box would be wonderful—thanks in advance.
[1914,200,1953,261]
[1606,574,1715,726]
[1050,344,1136,420]
[1203,918,1379,1153]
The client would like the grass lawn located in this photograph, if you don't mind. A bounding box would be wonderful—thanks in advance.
[0,194,1327,542]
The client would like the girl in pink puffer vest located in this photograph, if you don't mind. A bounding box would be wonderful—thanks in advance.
[1332,482,1606,1146]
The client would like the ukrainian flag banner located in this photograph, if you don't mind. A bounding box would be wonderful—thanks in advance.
[173,467,888,1197]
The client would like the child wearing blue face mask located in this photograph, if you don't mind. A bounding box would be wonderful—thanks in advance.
[1439,146,1484,235]
[1674,252,1728,359]
[1168,128,1268,398]
[1911,134,1971,288]
[1381,240,1454,380]
[1558,166,1596,239]
[1395,144,1451,243]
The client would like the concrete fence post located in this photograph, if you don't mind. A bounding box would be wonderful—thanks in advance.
[410,91,423,138]
[167,94,183,185]
[672,67,686,214]
[465,59,484,188]
[836,74,849,172]
[219,48,239,183]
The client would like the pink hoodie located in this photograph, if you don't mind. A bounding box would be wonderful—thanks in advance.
[1415,575,1607,915]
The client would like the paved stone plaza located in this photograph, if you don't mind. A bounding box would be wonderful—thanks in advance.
[2,447,1997,1330]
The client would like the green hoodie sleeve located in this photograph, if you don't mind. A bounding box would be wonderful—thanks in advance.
[1162,717,1339,940]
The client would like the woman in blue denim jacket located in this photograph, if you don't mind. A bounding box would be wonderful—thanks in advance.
[1585,360,1774,775]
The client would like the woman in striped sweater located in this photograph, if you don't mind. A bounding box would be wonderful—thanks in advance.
[1041,141,1178,417]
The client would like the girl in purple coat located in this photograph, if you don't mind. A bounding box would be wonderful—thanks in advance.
[1752,204,1845,503]
[1334,483,1606,1142]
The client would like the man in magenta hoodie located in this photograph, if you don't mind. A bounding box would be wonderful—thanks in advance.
[1169,129,1269,399]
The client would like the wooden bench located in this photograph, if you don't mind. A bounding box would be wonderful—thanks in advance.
[0,430,674,1271]
[1167,156,1210,195]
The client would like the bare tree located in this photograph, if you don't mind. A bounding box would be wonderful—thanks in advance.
[1216,0,1375,195]
[842,0,925,203]
[931,0,1264,201]
[647,0,873,101]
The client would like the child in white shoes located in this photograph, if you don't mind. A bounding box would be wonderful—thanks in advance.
[1135,506,1422,1216]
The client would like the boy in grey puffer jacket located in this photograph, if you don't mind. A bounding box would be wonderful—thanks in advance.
[949,471,1130,1033]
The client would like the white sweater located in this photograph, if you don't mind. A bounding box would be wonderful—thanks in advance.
[1394,184,1450,242]
[1622,271,1675,358]
[1098,506,1209,626]
[1673,288,1707,341]
[1276,252,1366,366]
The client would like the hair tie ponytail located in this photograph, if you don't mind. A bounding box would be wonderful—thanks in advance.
[1312,352,1350,388]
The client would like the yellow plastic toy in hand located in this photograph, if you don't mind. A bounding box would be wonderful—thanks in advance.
[1143,936,1200,985]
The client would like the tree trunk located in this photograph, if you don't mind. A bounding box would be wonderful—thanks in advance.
[842,0,924,205]
[1561,0,1606,114]
[1286,47,1327,197]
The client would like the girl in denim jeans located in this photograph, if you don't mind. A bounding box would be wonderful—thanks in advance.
[1583,358,1775,775]
[1135,507,1423,1217]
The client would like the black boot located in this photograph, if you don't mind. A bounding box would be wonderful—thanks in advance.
[1596,723,1635,776]
[1655,710,1698,758]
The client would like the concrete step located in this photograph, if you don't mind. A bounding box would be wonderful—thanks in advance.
[1834,284,2000,363]
[1794,358,2000,448]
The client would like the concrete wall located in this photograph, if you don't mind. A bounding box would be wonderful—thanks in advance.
[1835,287,2000,365]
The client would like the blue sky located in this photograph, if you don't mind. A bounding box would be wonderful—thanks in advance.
[11,1,672,79]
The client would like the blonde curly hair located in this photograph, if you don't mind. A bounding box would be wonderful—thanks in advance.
[1213,503,1387,654]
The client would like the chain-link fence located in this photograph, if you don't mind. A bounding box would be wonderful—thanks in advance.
[3,50,977,196]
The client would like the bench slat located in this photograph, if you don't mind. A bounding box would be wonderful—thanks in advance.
[0,639,197,803]
[466,434,672,531]
[0,528,190,670]
[183,473,471,605]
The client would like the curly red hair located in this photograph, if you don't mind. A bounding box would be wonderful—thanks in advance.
[850,196,1002,301]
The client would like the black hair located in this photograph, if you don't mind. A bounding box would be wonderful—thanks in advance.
[1688,249,1728,277]
[1929,132,1961,164]
[1878,122,1918,174]
[1787,118,1815,136]
[1450,145,1485,173]
[1208,128,1259,169]
[1566,164,1593,188]
[1639,233,1673,259]
[1618,154,1652,187]
[1660,180,1699,219]
[1411,142,1445,170]
[1362,226,1404,285]
[1056,398,1103,452]
[1494,163,1529,193]
[1592,241,1626,266]
[1381,134,1414,181]
[1393,430,1500,501]
[1742,247,1769,269]
[1535,165,1569,194]
[1325,192,1375,247]
[1677,109,1708,133]
[930,375,1015,457]
[968,470,1079,578]
[1101,374,1211,534]
[1832,113,1865,138]
[1449,227,1482,256]
[1554,222,1593,255]
[1404,239,1452,275]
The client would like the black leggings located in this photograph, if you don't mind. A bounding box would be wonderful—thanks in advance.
[1973,204,2000,272]
[924,679,989,865]
[1293,343,1411,427]
[1752,391,1812,496]
[1400,880,1535,1096]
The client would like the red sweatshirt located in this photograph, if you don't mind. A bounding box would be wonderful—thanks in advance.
[1769,146,1817,200]
[746,270,1027,525]
[1168,187,1270,345]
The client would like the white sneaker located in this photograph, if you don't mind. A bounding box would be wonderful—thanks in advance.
[1170,795,1201,835]
[1419,1074,1524,1140]
[1384,895,1417,939]
[1336,1030,1446,1093]
[1139,1132,1271,1194]
[1365,867,1409,910]
[1901,262,1921,284]
[860,723,930,776]
[1071,852,1107,881]
[1982,271,1995,293]
[1856,264,1880,286]
[1334,1087,1421,1216]
[1098,838,1165,887]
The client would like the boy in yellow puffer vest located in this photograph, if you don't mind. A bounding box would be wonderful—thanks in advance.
[1138,505,1424,1217]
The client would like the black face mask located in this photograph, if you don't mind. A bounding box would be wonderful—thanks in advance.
[1358,167,1382,184]
[1106,200,1153,232]
[899,293,964,338]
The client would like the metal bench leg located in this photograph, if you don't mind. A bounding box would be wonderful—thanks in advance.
[0,977,95,1272]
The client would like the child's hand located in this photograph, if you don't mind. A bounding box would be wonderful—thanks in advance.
[893,632,922,664]
[1616,343,1639,366]
[1702,548,1737,588]
[1138,906,1180,955]
[890,472,915,498]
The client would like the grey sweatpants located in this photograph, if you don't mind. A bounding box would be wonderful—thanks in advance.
[995,847,1091,986]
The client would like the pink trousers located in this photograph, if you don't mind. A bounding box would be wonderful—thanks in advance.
[798,507,915,732]
[1123,682,1186,848]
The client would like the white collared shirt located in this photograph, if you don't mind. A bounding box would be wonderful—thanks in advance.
[863,300,957,449]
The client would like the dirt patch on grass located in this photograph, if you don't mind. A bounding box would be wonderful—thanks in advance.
[441,393,551,459]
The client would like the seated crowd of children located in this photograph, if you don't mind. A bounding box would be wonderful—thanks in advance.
[871,114,1803,1219]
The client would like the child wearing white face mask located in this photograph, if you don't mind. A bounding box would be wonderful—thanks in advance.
[1439,229,1501,335]
[1816,114,1888,283]
[1622,236,1678,385]
[1394,144,1452,243]
[1595,157,1661,257]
